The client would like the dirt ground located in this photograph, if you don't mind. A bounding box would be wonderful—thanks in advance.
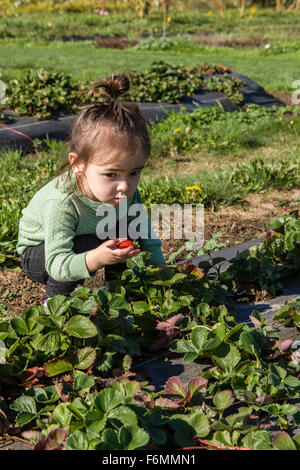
[0,187,299,317]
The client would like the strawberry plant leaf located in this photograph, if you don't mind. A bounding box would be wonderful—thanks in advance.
[31,331,61,353]
[65,430,89,450]
[213,390,235,411]
[108,406,138,428]
[119,425,149,450]
[154,398,180,409]
[273,431,297,450]
[85,410,107,436]
[191,326,209,351]
[44,357,73,377]
[165,376,186,397]
[242,430,273,450]
[187,411,210,438]
[72,347,97,370]
[187,377,208,397]
[213,343,241,372]
[95,388,125,414]
[73,374,95,392]
[65,315,98,338]
[52,403,73,428]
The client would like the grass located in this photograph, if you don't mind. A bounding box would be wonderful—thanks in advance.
[1,8,300,92]
[1,9,300,40]
[1,38,300,93]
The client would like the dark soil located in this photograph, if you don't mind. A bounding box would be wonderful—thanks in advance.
[94,37,138,49]
[194,35,269,48]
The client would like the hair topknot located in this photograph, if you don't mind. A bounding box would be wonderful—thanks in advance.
[88,73,130,101]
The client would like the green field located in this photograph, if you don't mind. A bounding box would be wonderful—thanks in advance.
[1,8,300,92]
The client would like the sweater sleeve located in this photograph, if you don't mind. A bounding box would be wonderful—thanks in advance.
[133,189,166,266]
[43,199,95,282]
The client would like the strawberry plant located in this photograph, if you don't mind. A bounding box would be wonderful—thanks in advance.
[1,211,300,450]
[7,68,85,120]
[123,61,244,105]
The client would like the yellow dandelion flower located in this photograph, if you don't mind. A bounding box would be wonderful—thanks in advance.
[42,167,46,172]
[249,14,253,19]
[47,21,52,27]
[250,7,256,13]
[207,11,213,16]
[167,16,171,22]
[174,128,181,133]
[185,126,190,133]
[186,185,202,193]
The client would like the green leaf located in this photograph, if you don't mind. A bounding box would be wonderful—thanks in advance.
[31,331,61,353]
[273,431,297,450]
[119,425,149,450]
[102,428,121,450]
[108,406,138,428]
[45,295,70,316]
[132,301,150,315]
[65,315,98,338]
[10,395,37,414]
[73,347,97,370]
[52,403,73,428]
[33,385,59,404]
[148,427,167,445]
[16,411,37,426]
[239,330,261,356]
[68,397,90,420]
[284,375,300,388]
[183,351,199,363]
[242,430,273,450]
[191,326,209,351]
[73,374,95,392]
[85,410,107,436]
[65,431,89,450]
[213,343,241,372]
[95,388,125,414]
[11,314,43,335]
[169,339,197,354]
[213,430,233,447]
[213,390,235,411]
[187,411,210,438]
[44,357,73,377]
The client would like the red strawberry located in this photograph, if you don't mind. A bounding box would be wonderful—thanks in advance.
[117,239,135,249]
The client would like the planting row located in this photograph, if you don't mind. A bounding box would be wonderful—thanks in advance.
[1,61,244,121]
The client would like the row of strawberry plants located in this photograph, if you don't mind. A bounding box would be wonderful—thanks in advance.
[2,61,243,120]
[0,210,299,449]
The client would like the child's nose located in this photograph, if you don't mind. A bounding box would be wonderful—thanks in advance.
[117,179,129,194]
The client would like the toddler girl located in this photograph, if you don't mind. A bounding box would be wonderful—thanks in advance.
[16,74,165,303]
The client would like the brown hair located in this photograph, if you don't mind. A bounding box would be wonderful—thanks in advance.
[56,73,150,191]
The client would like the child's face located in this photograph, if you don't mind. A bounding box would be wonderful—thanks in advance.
[69,144,147,206]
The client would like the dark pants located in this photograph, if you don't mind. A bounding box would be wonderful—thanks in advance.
[20,233,128,299]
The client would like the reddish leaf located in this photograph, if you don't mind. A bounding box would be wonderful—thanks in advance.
[156,314,184,332]
[33,429,68,451]
[279,340,293,352]
[155,398,180,409]
[265,229,277,242]
[165,376,187,397]
[187,377,208,397]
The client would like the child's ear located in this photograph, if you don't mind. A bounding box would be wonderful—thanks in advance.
[68,152,86,175]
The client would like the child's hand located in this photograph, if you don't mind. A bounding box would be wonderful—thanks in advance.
[86,239,140,272]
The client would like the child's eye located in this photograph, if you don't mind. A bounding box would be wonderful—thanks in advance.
[105,174,116,179]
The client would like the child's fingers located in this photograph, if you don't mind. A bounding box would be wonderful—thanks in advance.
[126,249,140,258]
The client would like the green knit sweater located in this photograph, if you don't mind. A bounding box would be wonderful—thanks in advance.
[16,171,165,282]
